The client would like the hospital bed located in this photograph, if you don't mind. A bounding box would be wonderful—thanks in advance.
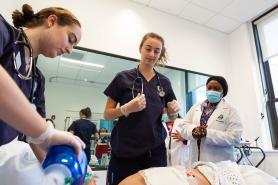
[235,140,266,168]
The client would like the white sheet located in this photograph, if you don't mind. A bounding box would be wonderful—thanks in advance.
[140,166,189,185]
[0,140,64,185]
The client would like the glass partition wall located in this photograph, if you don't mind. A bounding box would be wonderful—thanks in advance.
[186,72,209,111]
[37,47,210,170]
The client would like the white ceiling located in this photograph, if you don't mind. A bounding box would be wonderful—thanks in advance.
[130,0,278,33]
[37,49,173,88]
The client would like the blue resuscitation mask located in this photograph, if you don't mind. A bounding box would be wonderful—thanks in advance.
[42,145,88,185]
[206,90,222,103]
[161,114,170,123]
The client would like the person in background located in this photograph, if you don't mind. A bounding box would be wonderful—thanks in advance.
[0,3,82,160]
[46,118,55,128]
[162,113,189,167]
[104,32,179,184]
[46,114,56,128]
[180,76,243,164]
[98,127,110,144]
[68,107,99,162]
[99,127,108,133]
[50,114,56,128]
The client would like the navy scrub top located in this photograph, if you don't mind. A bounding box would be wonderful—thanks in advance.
[104,68,176,158]
[67,119,98,146]
[0,15,46,145]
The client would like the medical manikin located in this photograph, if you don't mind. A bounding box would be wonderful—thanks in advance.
[119,160,278,185]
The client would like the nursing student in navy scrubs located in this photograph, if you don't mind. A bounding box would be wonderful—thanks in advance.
[104,32,180,185]
[0,4,82,158]
[68,107,99,162]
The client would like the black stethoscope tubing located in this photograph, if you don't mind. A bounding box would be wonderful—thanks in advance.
[132,65,165,99]
[13,28,38,102]
[13,28,34,80]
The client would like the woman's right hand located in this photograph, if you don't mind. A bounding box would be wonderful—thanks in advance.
[120,93,146,116]
[28,121,85,160]
[44,130,85,160]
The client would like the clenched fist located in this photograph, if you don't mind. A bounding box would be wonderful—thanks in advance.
[192,125,207,139]
[120,93,146,116]
[167,100,179,119]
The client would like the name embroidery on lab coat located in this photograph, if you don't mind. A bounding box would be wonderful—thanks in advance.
[216,114,224,122]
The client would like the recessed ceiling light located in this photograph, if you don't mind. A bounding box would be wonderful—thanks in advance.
[60,57,104,68]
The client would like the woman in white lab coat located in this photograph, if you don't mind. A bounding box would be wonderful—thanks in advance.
[181,76,243,164]
[163,114,189,167]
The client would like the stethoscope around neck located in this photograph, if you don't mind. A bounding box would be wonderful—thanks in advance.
[132,65,165,99]
[13,28,38,103]
[13,27,34,80]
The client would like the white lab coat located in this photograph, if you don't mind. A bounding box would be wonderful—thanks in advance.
[181,99,243,164]
[165,118,189,166]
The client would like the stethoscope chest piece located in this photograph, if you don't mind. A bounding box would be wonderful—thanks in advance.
[157,85,165,97]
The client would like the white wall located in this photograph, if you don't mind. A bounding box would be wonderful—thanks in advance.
[228,23,273,149]
[0,0,15,23]
[228,24,261,142]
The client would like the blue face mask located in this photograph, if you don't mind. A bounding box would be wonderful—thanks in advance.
[206,90,222,103]
[161,114,170,123]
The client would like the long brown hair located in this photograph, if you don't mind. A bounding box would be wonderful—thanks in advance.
[12,4,81,28]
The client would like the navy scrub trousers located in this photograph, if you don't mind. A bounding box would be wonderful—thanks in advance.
[106,143,167,185]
